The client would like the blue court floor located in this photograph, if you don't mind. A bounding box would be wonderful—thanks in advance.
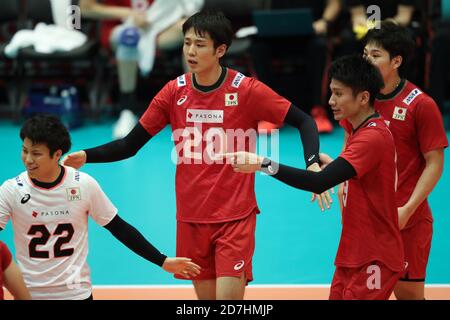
[0,120,449,285]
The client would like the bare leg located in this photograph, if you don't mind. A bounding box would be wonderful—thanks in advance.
[114,59,138,138]
[216,275,246,300]
[117,60,138,94]
[110,25,138,95]
[193,279,216,300]
[394,281,425,300]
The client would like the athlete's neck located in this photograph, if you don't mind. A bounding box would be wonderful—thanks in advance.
[194,64,223,86]
[348,107,376,130]
[380,74,401,95]
[32,165,63,185]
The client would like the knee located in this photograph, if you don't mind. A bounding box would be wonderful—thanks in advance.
[394,283,425,300]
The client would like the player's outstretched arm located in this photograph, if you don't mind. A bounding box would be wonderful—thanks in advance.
[103,215,200,278]
[224,152,356,195]
[63,123,152,168]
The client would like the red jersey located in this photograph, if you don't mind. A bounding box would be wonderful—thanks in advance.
[101,0,153,49]
[140,68,291,223]
[338,116,404,272]
[0,241,13,300]
[375,80,448,228]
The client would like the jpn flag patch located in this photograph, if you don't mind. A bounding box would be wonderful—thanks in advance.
[392,106,407,121]
[225,93,238,106]
[66,187,81,201]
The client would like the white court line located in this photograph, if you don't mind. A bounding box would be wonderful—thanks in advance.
[93,284,450,289]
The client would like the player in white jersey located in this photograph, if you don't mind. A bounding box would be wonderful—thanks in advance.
[0,114,201,300]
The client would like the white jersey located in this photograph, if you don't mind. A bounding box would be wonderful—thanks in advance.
[0,166,117,300]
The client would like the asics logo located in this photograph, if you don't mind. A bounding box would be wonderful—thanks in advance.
[177,95,188,105]
[234,260,245,271]
[21,194,31,204]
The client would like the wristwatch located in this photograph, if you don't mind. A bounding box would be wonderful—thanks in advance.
[261,157,271,168]
[261,157,275,174]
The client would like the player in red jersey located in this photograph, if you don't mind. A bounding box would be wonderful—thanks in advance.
[225,55,405,300]
[62,10,326,300]
[340,21,447,299]
[0,241,30,300]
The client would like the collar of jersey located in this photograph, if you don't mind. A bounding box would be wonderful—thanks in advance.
[192,66,227,93]
[30,165,65,190]
[376,78,406,101]
[352,112,381,133]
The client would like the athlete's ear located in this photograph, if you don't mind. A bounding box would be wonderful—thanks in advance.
[391,55,403,70]
[359,91,370,106]
[215,44,227,59]
[53,149,63,161]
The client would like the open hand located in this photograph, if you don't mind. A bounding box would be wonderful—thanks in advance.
[162,257,201,278]
[61,151,87,169]
[221,152,264,173]
[308,162,334,211]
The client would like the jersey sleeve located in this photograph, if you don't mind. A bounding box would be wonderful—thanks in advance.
[340,129,384,178]
[246,78,291,124]
[84,174,118,227]
[139,81,173,136]
[0,181,13,229]
[0,241,13,271]
[414,97,449,154]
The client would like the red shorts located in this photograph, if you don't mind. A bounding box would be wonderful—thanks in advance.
[175,212,256,282]
[400,219,433,281]
[329,261,403,300]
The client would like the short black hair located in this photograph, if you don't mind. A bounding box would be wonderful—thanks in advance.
[329,54,384,106]
[182,10,233,50]
[20,114,71,156]
[364,20,415,75]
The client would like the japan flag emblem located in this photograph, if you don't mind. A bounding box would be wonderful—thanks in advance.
[225,93,238,106]
[392,106,407,121]
[66,187,81,201]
